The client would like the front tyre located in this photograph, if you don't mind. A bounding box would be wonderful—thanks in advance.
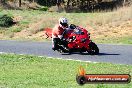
[88,42,99,55]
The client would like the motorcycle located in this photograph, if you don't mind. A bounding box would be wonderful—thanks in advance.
[54,25,99,55]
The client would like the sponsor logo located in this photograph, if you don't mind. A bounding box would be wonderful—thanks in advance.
[76,66,131,85]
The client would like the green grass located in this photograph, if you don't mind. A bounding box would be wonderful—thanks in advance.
[95,36,132,44]
[0,53,131,88]
[0,10,106,30]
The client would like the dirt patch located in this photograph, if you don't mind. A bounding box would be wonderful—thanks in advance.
[90,19,132,40]
[13,18,50,40]
[12,18,132,42]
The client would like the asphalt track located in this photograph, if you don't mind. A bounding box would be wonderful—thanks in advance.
[0,40,132,65]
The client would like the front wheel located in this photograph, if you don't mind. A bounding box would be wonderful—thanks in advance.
[87,42,99,55]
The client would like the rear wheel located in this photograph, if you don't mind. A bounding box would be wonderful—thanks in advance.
[87,42,99,55]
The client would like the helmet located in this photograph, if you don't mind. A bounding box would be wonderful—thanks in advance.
[59,17,68,28]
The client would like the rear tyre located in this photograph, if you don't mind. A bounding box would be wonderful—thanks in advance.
[87,42,99,55]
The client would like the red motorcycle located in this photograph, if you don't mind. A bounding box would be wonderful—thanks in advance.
[54,25,99,55]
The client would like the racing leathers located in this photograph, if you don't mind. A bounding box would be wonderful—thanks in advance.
[52,24,66,50]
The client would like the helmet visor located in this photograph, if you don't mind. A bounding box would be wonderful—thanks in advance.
[60,22,68,27]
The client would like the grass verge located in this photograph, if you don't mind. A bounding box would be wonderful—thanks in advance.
[94,36,132,44]
[0,6,131,44]
[0,53,131,88]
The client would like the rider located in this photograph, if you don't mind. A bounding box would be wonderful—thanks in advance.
[52,17,68,50]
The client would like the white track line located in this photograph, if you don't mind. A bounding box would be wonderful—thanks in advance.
[46,56,98,63]
[0,52,98,63]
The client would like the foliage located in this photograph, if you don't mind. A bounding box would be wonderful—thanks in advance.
[38,6,48,11]
[0,14,14,27]
[0,7,3,12]
[1,0,131,12]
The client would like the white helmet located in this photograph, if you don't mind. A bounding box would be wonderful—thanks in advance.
[59,17,68,28]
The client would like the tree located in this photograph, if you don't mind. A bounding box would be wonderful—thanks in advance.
[0,0,6,4]
[19,0,21,7]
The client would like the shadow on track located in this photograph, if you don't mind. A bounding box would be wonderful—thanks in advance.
[98,53,120,56]
[61,52,120,56]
